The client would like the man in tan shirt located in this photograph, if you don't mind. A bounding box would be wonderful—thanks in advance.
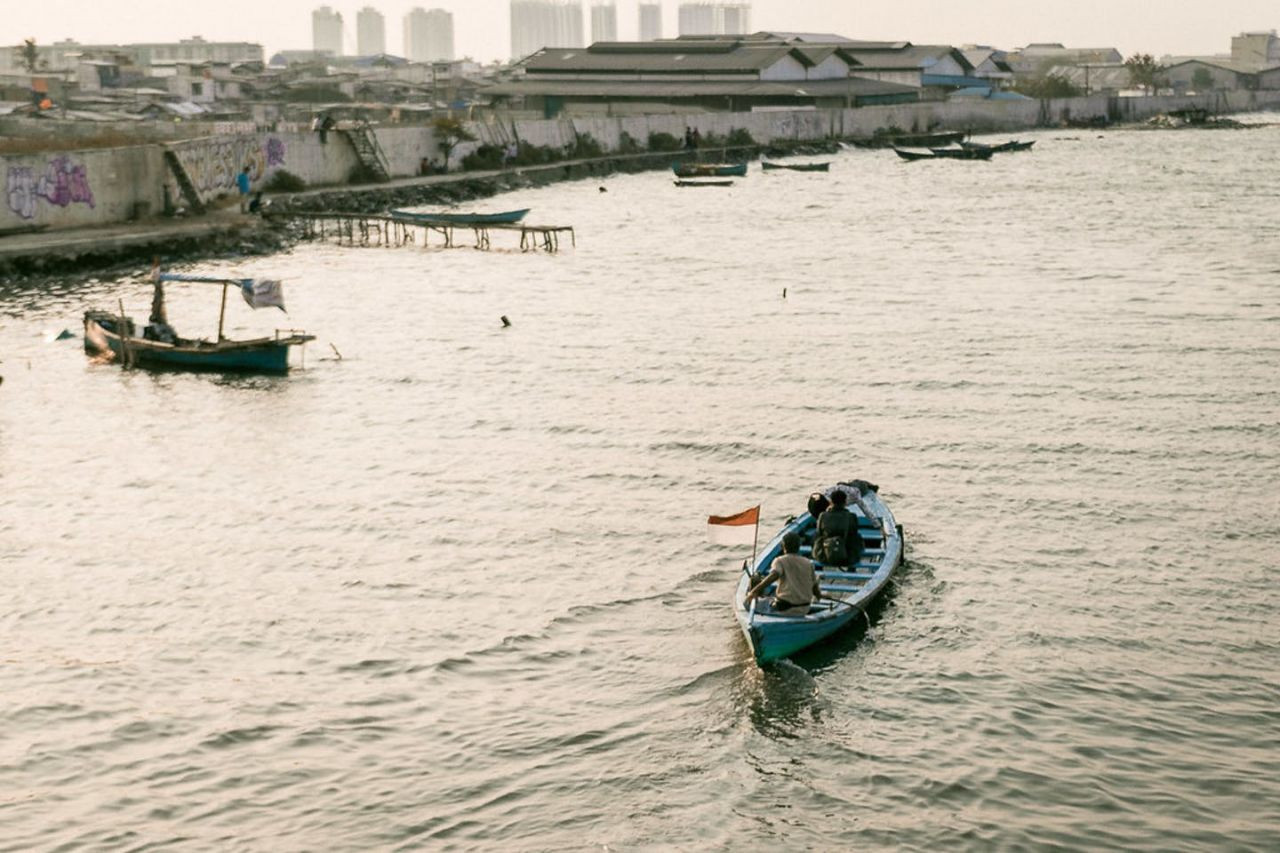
[746,531,821,616]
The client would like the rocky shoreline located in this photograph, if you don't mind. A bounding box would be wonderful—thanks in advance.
[0,140,839,286]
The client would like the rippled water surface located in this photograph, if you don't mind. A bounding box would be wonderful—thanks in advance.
[3,121,1279,851]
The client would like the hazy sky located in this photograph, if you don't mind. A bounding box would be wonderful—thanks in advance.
[4,1,1276,62]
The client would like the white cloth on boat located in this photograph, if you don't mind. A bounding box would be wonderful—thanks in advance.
[240,279,287,312]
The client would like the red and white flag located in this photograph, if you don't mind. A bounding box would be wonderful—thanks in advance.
[706,505,760,546]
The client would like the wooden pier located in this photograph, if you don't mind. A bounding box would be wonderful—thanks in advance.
[275,211,575,253]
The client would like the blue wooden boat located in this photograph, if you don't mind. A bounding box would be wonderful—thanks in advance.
[83,272,313,374]
[672,162,748,178]
[734,481,903,664]
[390,208,530,225]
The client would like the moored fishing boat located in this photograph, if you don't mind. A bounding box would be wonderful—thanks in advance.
[672,162,748,178]
[761,161,831,172]
[389,208,531,225]
[929,146,995,160]
[674,179,734,187]
[728,481,903,664]
[960,139,1036,153]
[83,271,313,374]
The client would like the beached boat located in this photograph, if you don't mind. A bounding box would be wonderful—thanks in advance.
[672,162,748,178]
[83,272,313,374]
[733,481,903,664]
[389,208,531,225]
[674,179,734,187]
[761,161,831,172]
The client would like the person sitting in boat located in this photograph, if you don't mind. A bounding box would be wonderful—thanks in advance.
[812,489,863,568]
[142,275,178,344]
[745,531,820,616]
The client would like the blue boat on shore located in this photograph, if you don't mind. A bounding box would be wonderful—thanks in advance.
[734,481,903,664]
[83,272,313,374]
[390,208,530,225]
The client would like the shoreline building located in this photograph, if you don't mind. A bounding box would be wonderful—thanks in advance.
[0,37,263,73]
[591,2,618,44]
[404,7,456,62]
[511,0,584,61]
[313,6,345,57]
[356,7,387,57]
[487,35,922,117]
[638,2,663,41]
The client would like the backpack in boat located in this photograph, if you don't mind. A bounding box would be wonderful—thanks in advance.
[812,535,848,567]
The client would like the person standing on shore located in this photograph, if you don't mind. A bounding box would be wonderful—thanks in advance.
[236,166,252,213]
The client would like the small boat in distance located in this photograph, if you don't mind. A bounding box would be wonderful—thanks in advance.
[733,481,903,664]
[84,271,313,374]
[929,147,995,160]
[672,162,748,178]
[761,161,831,172]
[389,208,531,225]
[674,179,734,187]
[853,130,965,149]
[960,140,1036,153]
[894,147,992,161]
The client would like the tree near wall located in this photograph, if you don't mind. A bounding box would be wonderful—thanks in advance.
[1014,73,1082,99]
[432,117,477,172]
[1125,53,1165,95]
[19,38,38,73]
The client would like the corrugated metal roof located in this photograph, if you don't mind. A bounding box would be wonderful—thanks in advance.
[524,42,807,74]
[843,45,974,72]
[484,76,917,99]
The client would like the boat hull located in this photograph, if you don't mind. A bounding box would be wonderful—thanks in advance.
[733,482,903,664]
[761,161,830,172]
[672,163,748,178]
[84,313,312,373]
[390,208,530,225]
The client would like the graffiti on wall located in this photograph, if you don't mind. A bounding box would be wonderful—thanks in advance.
[6,156,96,220]
[172,136,286,199]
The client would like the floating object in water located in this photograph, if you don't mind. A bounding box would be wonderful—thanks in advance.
[782,288,787,299]
[501,315,512,328]
[599,186,607,193]
[329,342,343,360]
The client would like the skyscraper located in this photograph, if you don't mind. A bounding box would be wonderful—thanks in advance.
[312,5,344,56]
[404,7,455,62]
[721,3,751,36]
[356,7,386,56]
[677,2,718,36]
[638,2,663,41]
[677,3,752,36]
[510,1,584,61]
[590,2,617,44]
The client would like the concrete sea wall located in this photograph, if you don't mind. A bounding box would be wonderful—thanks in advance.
[3,90,1278,234]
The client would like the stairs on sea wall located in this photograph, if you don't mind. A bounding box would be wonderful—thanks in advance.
[162,149,206,214]
[340,124,392,182]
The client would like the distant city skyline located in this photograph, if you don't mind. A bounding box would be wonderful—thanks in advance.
[4,1,1277,63]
